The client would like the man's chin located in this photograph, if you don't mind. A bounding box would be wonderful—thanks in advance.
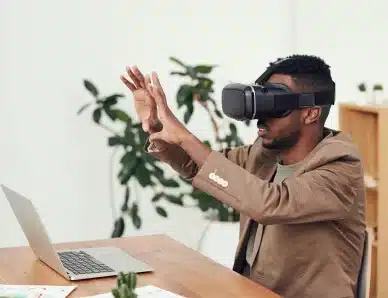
[261,138,276,149]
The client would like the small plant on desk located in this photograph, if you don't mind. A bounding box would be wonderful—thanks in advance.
[112,272,138,298]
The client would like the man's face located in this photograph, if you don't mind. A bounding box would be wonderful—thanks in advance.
[256,74,303,150]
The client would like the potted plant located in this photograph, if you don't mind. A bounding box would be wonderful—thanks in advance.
[78,57,250,267]
[167,57,251,267]
[356,82,385,105]
[372,83,384,104]
[357,82,367,105]
[78,80,186,237]
[111,272,137,298]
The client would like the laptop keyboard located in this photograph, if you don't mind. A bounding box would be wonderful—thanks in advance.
[58,251,115,275]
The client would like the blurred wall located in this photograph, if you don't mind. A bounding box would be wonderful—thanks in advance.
[0,0,294,248]
[294,0,388,129]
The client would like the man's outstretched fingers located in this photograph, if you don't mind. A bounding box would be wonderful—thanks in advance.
[120,75,136,92]
[125,66,141,88]
[132,66,146,88]
[144,75,151,88]
[148,84,167,113]
[152,72,166,97]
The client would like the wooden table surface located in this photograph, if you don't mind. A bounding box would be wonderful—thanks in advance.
[0,234,281,297]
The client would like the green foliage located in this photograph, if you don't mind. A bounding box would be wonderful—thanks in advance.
[111,272,137,298]
[79,57,250,237]
[357,82,384,92]
[373,83,383,91]
[169,56,250,222]
[357,82,366,92]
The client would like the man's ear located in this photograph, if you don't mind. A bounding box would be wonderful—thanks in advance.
[303,107,321,124]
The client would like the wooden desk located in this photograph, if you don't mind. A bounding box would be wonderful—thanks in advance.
[0,235,281,298]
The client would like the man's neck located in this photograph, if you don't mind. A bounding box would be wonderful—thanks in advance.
[279,128,324,165]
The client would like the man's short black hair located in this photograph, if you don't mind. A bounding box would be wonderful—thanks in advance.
[269,54,334,126]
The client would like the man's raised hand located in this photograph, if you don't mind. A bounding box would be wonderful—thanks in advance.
[146,72,191,146]
[120,66,161,133]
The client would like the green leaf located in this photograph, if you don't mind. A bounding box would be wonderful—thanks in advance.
[169,57,186,68]
[108,136,128,147]
[92,108,102,123]
[170,71,187,76]
[192,191,216,212]
[214,109,223,118]
[138,129,148,147]
[77,103,91,115]
[186,66,197,78]
[118,154,139,185]
[124,121,135,141]
[194,65,216,74]
[176,85,193,108]
[117,272,125,286]
[111,217,125,238]
[218,205,230,221]
[119,284,131,297]
[151,193,164,202]
[135,162,152,187]
[197,77,214,89]
[151,165,164,181]
[104,107,117,121]
[83,79,99,97]
[104,94,124,105]
[155,206,168,217]
[159,178,179,188]
[120,150,136,164]
[130,203,141,229]
[229,123,237,136]
[164,194,184,206]
[128,272,137,289]
[203,140,212,148]
[196,89,209,102]
[111,288,120,298]
[183,100,194,124]
[113,109,130,122]
[121,186,130,212]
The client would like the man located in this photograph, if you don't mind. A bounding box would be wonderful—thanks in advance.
[120,55,366,298]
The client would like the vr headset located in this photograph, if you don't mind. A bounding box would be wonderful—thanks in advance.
[221,58,335,121]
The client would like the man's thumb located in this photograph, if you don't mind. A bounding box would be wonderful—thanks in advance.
[142,120,150,132]
[149,131,163,142]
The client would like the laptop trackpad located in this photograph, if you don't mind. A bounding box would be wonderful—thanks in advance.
[85,247,153,273]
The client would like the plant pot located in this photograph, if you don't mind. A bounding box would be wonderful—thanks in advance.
[373,90,385,105]
[197,220,240,269]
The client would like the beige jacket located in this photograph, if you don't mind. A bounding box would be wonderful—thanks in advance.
[146,128,366,298]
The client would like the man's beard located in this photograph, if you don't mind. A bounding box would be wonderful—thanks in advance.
[262,130,301,150]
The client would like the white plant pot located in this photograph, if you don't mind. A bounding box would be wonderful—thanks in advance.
[197,221,240,269]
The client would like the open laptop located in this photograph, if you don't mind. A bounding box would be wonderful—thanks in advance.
[1,184,153,281]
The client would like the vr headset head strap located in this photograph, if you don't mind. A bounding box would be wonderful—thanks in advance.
[255,57,290,85]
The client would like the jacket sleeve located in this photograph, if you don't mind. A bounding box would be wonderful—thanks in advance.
[144,139,251,179]
[191,150,363,225]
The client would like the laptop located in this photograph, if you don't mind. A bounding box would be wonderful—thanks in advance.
[1,184,153,281]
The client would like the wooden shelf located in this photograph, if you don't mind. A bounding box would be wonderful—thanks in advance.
[339,103,388,298]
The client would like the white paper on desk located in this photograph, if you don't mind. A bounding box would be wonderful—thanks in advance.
[0,284,77,298]
[88,285,184,298]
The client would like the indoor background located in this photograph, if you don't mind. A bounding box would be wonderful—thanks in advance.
[0,0,386,270]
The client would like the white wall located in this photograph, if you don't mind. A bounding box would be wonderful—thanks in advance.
[0,0,294,248]
[294,0,388,129]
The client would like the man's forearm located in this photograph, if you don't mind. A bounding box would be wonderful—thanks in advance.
[180,133,212,168]
[144,138,200,179]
